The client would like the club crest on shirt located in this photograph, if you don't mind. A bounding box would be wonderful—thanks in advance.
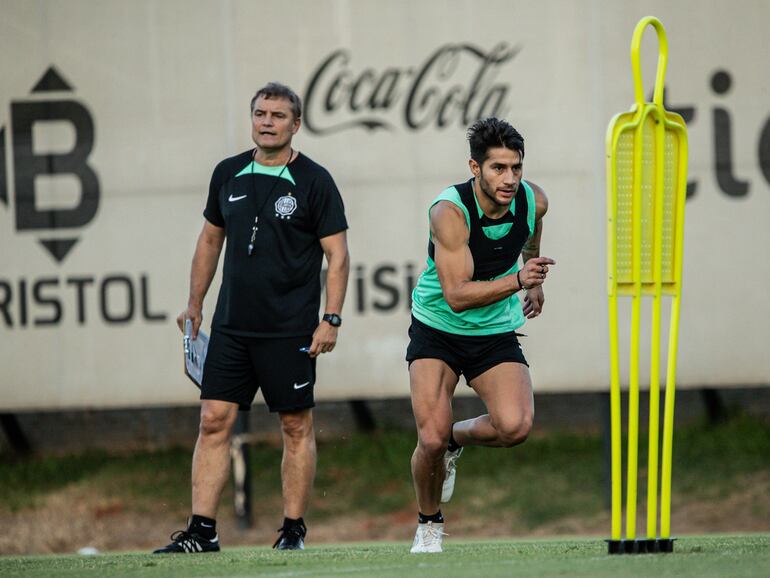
[275,193,297,219]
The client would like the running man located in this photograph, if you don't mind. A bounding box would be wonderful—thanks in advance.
[406,118,554,553]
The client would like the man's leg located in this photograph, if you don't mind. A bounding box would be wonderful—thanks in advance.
[272,408,315,550]
[454,362,534,448]
[409,359,458,552]
[410,359,458,512]
[192,399,240,515]
[436,363,533,506]
[279,408,316,518]
[154,399,239,553]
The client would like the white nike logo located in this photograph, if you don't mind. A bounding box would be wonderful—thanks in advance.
[228,194,247,202]
[200,523,213,528]
[293,381,310,389]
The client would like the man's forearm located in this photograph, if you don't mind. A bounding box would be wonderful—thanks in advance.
[188,240,221,309]
[521,220,542,263]
[323,251,350,314]
[521,245,539,263]
[444,274,521,312]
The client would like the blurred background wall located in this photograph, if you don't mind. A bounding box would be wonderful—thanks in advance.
[1,0,768,415]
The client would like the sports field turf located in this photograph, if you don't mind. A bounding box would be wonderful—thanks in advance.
[1,534,768,577]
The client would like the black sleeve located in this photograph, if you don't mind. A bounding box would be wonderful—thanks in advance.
[203,162,226,228]
[310,169,348,238]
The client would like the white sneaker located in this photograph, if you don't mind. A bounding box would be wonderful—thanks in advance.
[410,521,446,553]
[441,447,463,503]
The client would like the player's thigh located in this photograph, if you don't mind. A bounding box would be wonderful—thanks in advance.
[469,362,534,429]
[409,359,459,443]
[248,335,316,413]
[200,331,259,411]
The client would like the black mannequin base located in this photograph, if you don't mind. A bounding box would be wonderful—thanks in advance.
[606,538,676,554]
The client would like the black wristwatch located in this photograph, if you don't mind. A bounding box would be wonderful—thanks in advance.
[322,313,342,327]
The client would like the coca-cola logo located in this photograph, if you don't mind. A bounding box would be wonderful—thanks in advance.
[303,43,520,135]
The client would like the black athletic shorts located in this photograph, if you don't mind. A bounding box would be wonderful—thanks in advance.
[405,316,528,383]
[201,330,316,412]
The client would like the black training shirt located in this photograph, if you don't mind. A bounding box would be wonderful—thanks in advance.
[204,150,348,337]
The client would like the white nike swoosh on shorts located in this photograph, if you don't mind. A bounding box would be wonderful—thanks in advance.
[228,194,247,202]
[293,381,310,389]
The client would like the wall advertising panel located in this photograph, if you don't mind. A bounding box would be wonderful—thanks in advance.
[1,0,768,409]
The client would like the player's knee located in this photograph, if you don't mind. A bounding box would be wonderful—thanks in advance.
[417,430,449,457]
[496,414,533,447]
[199,408,232,437]
[280,411,314,440]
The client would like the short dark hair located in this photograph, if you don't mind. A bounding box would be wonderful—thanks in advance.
[467,118,524,165]
[250,82,302,119]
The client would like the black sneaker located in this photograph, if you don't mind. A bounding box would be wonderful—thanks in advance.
[153,530,220,554]
[273,524,306,550]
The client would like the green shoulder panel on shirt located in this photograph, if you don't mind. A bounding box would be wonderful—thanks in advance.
[523,180,536,236]
[235,162,296,186]
[429,186,470,232]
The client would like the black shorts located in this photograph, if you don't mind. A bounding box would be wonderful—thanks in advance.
[201,331,316,412]
[405,316,528,383]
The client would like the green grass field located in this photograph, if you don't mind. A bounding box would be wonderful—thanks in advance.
[1,535,768,577]
[3,415,768,527]
[1,415,768,562]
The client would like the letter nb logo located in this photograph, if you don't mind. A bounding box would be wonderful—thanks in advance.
[1,66,100,263]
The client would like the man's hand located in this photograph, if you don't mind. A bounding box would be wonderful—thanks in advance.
[176,306,202,339]
[522,286,545,319]
[308,321,338,358]
[518,256,555,290]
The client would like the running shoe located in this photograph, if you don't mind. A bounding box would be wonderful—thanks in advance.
[441,447,463,503]
[153,530,220,554]
[410,521,446,553]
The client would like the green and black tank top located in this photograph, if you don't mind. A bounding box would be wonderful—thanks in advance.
[411,179,536,336]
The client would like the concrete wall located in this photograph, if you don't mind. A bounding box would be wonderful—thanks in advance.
[1,1,768,410]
